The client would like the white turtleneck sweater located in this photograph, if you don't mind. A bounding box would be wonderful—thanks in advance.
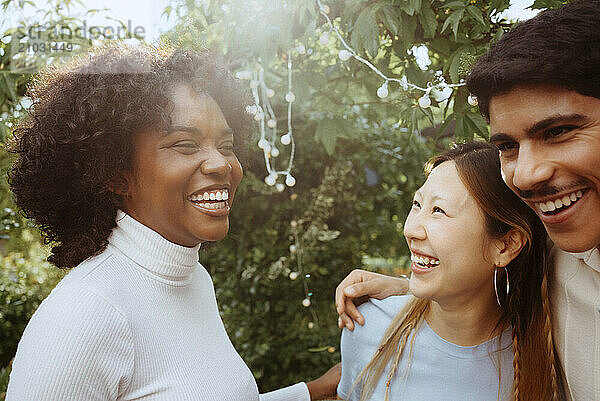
[7,211,310,401]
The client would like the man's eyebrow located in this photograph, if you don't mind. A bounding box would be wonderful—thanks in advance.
[524,113,589,137]
[491,113,590,143]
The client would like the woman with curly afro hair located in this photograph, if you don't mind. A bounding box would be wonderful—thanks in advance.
[5,42,339,401]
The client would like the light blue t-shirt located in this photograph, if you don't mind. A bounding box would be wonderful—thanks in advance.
[338,295,514,401]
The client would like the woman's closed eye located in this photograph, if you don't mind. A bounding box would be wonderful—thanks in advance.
[432,206,446,215]
[172,141,200,153]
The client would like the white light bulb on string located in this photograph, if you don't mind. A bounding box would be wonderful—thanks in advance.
[276,183,285,192]
[468,94,478,106]
[302,298,311,307]
[245,105,258,114]
[264,174,277,186]
[235,70,253,80]
[418,93,432,108]
[271,147,280,157]
[267,119,276,128]
[285,92,295,103]
[308,322,314,329]
[254,111,263,121]
[338,49,352,61]
[281,133,292,145]
[285,174,296,187]
[258,138,269,149]
[319,31,330,46]
[289,271,299,280]
[266,88,275,98]
[321,4,330,14]
[377,81,389,98]
[289,244,297,253]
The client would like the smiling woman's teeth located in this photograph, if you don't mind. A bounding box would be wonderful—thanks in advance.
[535,190,582,213]
[187,189,229,210]
[411,254,440,268]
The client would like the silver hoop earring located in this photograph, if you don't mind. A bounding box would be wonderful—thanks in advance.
[494,266,510,307]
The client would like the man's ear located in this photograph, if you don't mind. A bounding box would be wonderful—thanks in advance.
[494,229,527,268]
[106,173,131,198]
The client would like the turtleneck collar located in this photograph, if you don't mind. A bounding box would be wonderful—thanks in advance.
[108,210,202,283]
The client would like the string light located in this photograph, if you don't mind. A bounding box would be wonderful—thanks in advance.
[316,0,467,108]
[239,51,297,187]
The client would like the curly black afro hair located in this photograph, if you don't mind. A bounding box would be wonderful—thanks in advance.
[467,0,600,120]
[7,42,252,268]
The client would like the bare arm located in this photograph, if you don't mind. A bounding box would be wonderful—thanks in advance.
[335,270,409,331]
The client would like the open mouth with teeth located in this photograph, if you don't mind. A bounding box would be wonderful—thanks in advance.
[187,188,230,210]
[411,254,440,269]
[535,189,585,216]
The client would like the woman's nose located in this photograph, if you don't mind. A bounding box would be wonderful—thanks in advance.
[200,150,232,176]
[403,211,426,241]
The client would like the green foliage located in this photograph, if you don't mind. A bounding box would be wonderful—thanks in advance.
[0,237,65,368]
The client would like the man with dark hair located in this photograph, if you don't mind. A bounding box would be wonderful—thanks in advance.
[335,2,600,400]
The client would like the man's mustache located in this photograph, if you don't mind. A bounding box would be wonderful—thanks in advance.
[517,180,588,200]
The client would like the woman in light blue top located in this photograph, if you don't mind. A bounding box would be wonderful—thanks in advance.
[338,142,562,401]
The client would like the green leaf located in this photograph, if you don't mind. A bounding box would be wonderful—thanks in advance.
[444,1,467,9]
[419,5,437,38]
[381,6,400,35]
[441,8,465,40]
[355,7,379,56]
[464,111,490,140]
[400,15,418,45]
[466,5,486,27]
[315,118,352,156]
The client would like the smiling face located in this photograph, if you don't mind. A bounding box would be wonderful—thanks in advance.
[489,84,600,252]
[119,84,243,247]
[404,161,498,306]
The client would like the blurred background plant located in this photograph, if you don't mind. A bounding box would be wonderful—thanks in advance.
[0,0,568,397]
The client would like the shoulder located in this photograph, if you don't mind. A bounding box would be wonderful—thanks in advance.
[341,295,413,360]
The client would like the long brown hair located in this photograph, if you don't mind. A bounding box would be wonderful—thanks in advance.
[351,141,561,401]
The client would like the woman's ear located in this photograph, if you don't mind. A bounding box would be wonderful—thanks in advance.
[493,229,527,268]
[106,174,131,198]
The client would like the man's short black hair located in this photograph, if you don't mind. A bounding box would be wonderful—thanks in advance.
[467,0,600,120]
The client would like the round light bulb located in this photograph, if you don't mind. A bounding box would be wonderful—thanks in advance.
[285,92,295,103]
[289,244,297,253]
[377,82,389,98]
[302,298,311,307]
[235,70,252,80]
[270,147,280,157]
[281,133,292,145]
[276,183,285,192]
[289,271,299,280]
[290,220,297,228]
[308,322,314,329]
[418,94,432,108]
[264,174,277,186]
[266,88,275,98]
[319,32,330,46]
[254,111,263,121]
[285,174,296,187]
[267,119,276,128]
[245,105,258,114]
[321,4,330,14]
[468,94,478,106]
[258,138,269,149]
[338,49,352,61]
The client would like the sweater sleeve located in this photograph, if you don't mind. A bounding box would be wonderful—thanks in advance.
[6,284,134,401]
[260,382,310,401]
